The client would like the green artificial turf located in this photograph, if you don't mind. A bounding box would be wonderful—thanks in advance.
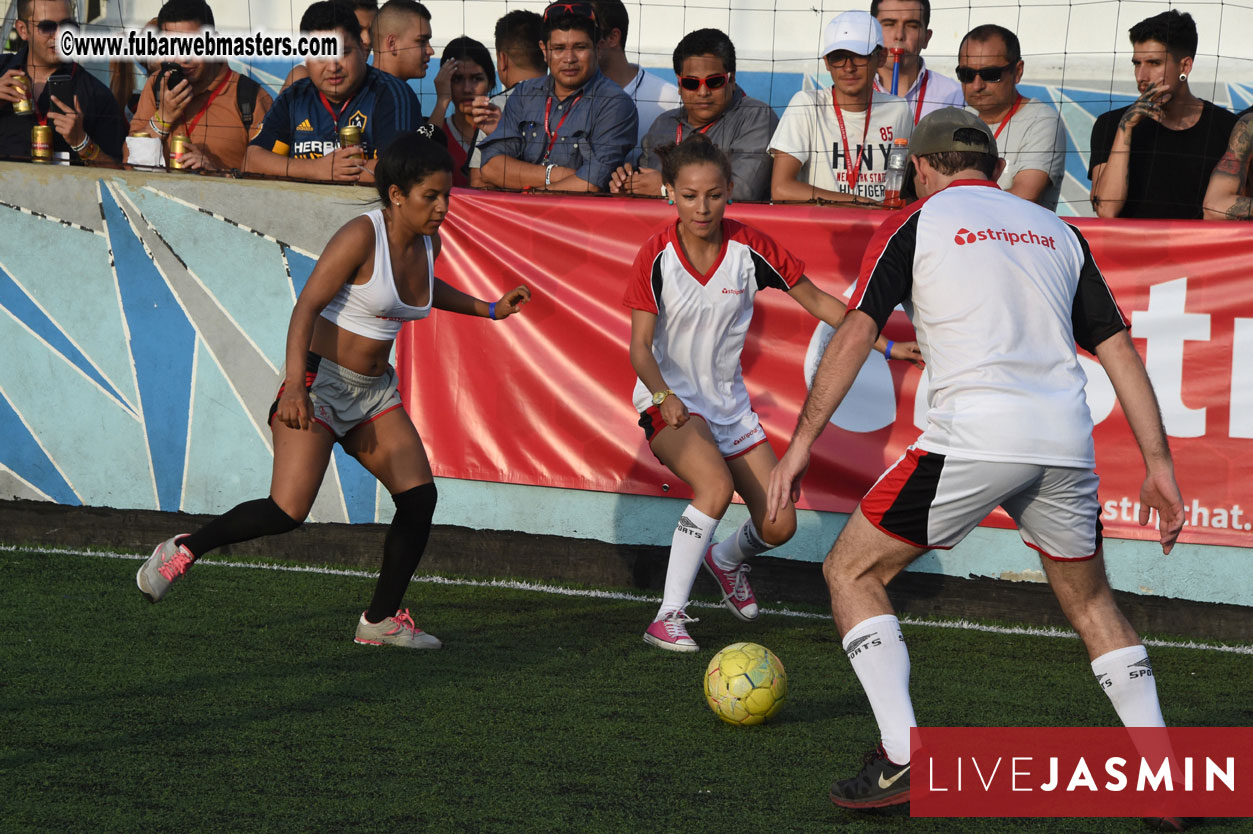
[1,548,1249,834]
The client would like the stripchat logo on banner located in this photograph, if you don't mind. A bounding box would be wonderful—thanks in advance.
[910,727,1253,818]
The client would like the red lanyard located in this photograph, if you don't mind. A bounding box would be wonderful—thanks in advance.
[874,66,928,125]
[833,91,873,195]
[184,69,233,137]
[675,118,717,143]
[993,94,1025,139]
[543,93,582,160]
[913,70,929,125]
[318,89,354,126]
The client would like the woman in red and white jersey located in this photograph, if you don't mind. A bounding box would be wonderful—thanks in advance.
[136,132,531,649]
[625,133,920,652]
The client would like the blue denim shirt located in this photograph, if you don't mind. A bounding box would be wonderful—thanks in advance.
[479,70,637,189]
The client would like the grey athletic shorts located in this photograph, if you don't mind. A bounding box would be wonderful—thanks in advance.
[269,352,404,439]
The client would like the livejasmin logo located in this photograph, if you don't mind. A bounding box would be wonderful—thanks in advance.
[954,227,1057,249]
[926,754,1234,793]
[910,727,1253,818]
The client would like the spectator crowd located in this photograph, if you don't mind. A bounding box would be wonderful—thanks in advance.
[1,0,1250,219]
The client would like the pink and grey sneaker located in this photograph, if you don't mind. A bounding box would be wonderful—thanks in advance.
[643,609,699,653]
[136,535,194,603]
[702,547,759,621]
[354,608,442,649]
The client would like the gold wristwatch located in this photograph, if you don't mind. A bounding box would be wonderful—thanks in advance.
[651,389,673,406]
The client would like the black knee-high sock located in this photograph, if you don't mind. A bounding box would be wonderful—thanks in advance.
[181,497,302,560]
[365,483,437,623]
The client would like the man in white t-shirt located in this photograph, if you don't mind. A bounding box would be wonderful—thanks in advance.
[959,24,1067,210]
[591,0,682,153]
[767,107,1185,812]
[871,0,964,125]
[769,10,912,204]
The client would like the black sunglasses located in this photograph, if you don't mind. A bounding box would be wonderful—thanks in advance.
[677,72,729,92]
[34,17,76,35]
[955,62,1015,84]
[542,2,597,22]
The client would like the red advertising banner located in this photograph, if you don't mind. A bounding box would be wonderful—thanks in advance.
[910,726,1253,817]
[396,190,1253,547]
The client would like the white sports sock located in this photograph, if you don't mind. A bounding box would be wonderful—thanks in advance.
[657,505,719,618]
[1091,644,1166,727]
[711,518,771,571]
[843,614,917,764]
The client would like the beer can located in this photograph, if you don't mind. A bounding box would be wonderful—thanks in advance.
[338,125,363,157]
[31,124,53,163]
[130,131,151,138]
[12,73,33,115]
[170,134,188,169]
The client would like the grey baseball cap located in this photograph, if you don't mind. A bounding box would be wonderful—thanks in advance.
[908,106,998,158]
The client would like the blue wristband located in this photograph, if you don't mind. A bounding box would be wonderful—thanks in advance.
[488,301,496,320]
[884,339,895,359]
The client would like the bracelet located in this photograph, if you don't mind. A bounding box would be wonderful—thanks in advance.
[488,301,497,320]
[70,134,91,153]
[544,163,554,188]
[78,140,100,162]
[884,339,895,359]
[148,116,171,137]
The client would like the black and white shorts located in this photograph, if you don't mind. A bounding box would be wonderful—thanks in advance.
[860,445,1103,561]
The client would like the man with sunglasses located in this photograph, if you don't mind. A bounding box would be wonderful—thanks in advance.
[611,28,777,202]
[1089,10,1237,219]
[769,10,911,204]
[958,24,1066,210]
[589,0,680,156]
[0,0,126,165]
[479,0,636,193]
[870,0,962,125]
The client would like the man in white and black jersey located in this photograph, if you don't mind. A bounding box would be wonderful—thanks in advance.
[768,108,1186,815]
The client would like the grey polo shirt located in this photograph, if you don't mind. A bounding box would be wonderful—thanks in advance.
[478,70,637,189]
[638,88,779,202]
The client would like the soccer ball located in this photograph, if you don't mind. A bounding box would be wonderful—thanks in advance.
[703,642,787,726]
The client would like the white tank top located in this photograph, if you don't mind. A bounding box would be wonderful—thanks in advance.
[319,209,433,341]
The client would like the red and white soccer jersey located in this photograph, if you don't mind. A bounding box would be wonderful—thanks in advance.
[623,219,804,424]
[850,180,1129,468]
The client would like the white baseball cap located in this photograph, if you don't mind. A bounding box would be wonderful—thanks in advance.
[818,10,884,58]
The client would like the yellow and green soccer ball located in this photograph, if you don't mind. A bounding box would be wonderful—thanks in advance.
[703,642,787,726]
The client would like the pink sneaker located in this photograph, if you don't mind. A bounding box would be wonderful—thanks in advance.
[354,609,442,649]
[643,610,699,653]
[703,547,759,621]
[136,535,194,603]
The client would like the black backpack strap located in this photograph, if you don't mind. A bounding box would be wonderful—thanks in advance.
[235,72,260,130]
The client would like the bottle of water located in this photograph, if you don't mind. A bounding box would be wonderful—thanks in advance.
[883,138,910,208]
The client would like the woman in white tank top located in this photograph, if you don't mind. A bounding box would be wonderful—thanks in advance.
[138,132,531,650]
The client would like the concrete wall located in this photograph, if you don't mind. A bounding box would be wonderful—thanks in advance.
[0,160,1248,611]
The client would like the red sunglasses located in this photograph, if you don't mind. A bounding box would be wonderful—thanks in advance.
[677,72,729,92]
[543,2,597,22]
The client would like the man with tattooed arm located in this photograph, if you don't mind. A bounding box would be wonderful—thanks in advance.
[1202,109,1253,220]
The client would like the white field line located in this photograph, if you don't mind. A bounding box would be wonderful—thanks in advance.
[8,543,1253,657]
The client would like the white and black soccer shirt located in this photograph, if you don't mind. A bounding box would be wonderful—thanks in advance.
[624,219,804,422]
[850,180,1129,468]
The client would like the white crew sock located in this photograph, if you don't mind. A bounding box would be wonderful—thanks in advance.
[711,518,771,571]
[1091,644,1166,727]
[657,504,719,618]
[843,614,917,764]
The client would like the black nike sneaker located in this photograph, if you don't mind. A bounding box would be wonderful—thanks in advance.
[829,744,911,809]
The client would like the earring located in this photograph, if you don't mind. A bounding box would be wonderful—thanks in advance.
[1179,73,1187,82]
[727,198,734,205]
[667,198,674,205]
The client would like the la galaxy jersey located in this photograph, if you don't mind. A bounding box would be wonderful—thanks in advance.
[250,67,421,161]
